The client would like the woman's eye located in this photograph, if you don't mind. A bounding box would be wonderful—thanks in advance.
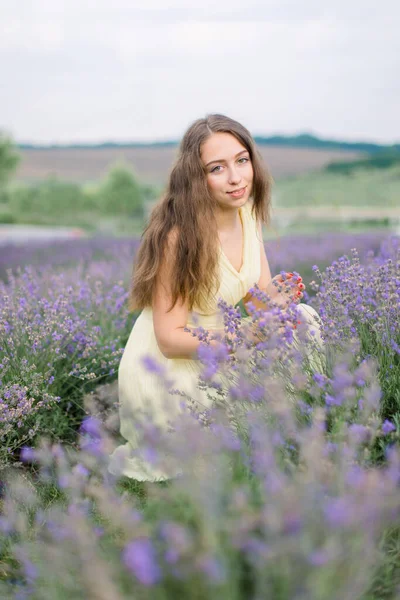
[210,157,249,173]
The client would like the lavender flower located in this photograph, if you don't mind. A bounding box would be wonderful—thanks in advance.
[382,420,396,435]
[122,538,161,586]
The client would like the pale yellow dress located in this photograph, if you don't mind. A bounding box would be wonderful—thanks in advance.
[108,201,323,481]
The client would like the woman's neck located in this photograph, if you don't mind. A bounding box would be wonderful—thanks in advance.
[214,206,241,232]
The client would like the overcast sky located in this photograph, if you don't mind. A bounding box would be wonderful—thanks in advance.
[1,0,399,144]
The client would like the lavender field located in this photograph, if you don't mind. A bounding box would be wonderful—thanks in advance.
[0,230,400,599]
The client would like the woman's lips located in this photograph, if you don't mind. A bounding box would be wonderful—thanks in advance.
[227,186,246,198]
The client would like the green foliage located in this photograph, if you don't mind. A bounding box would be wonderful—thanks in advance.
[0,210,17,225]
[5,171,158,229]
[8,177,89,216]
[0,132,20,187]
[96,161,145,217]
[0,188,17,224]
[140,181,164,204]
[325,150,400,175]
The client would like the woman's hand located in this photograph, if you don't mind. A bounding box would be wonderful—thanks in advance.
[243,272,305,311]
[241,314,297,347]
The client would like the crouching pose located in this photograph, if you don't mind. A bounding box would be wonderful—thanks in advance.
[108,113,323,482]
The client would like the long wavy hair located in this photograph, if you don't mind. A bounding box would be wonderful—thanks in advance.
[128,114,273,313]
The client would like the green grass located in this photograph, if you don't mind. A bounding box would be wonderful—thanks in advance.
[364,527,400,599]
[274,164,400,208]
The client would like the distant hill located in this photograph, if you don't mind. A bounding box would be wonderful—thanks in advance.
[18,141,178,150]
[15,145,364,184]
[253,134,400,155]
[18,133,400,154]
[325,149,400,174]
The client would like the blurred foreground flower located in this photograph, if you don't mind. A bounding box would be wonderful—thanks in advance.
[0,337,399,599]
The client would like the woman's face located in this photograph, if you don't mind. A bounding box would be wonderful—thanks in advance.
[201,132,254,211]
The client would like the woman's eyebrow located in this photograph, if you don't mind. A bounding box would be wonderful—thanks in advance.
[205,149,249,168]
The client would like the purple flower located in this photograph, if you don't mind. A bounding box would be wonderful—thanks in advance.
[93,527,104,538]
[345,465,366,488]
[282,509,303,534]
[20,446,35,463]
[325,394,342,407]
[159,521,192,565]
[348,424,370,445]
[210,423,241,451]
[0,516,15,534]
[80,437,107,458]
[297,400,313,416]
[122,537,161,586]
[323,442,338,457]
[308,548,333,566]
[323,497,354,528]
[200,361,219,381]
[382,420,396,435]
[313,373,327,389]
[14,547,38,582]
[80,416,102,438]
[196,554,226,583]
[74,463,90,478]
[141,355,166,377]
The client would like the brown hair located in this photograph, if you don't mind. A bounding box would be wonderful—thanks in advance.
[128,113,273,313]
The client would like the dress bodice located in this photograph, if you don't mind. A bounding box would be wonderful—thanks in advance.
[187,201,261,330]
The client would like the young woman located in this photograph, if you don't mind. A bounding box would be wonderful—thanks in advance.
[108,114,322,481]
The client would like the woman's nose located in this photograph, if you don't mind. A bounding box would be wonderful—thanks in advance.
[228,167,241,184]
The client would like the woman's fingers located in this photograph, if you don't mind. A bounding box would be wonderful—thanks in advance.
[267,274,306,307]
[279,274,306,294]
[281,273,304,286]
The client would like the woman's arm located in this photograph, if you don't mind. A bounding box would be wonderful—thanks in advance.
[152,230,227,359]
